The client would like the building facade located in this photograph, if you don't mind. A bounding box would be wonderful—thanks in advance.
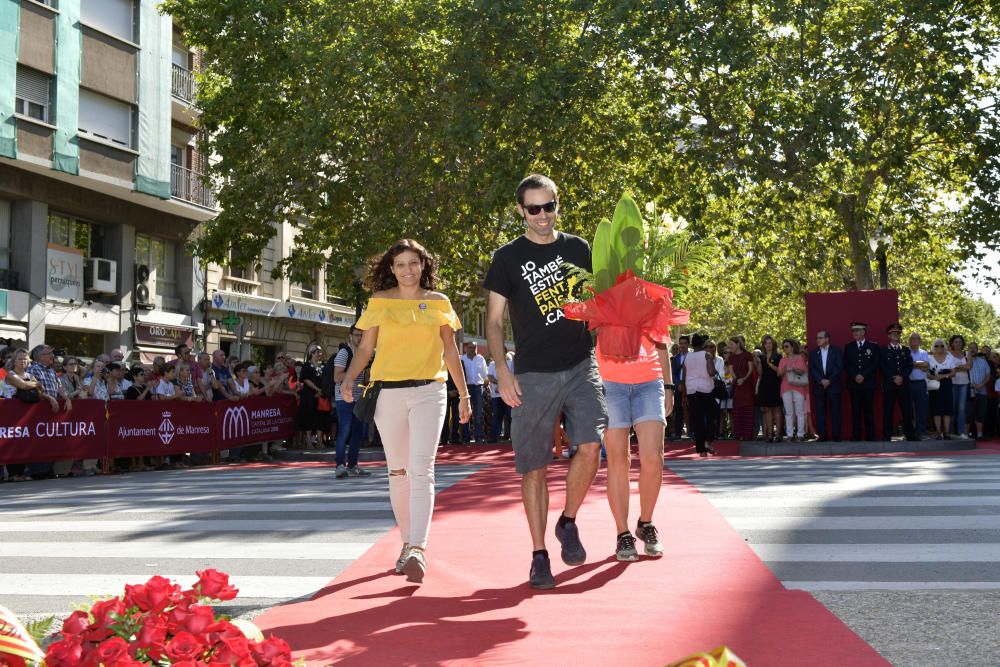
[201,222,358,366]
[1,0,215,360]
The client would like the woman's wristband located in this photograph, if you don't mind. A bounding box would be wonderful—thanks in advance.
[459,394,471,399]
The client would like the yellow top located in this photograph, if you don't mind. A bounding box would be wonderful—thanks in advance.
[356,297,462,382]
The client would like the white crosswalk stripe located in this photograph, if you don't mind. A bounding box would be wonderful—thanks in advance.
[668,456,1000,592]
[0,463,484,615]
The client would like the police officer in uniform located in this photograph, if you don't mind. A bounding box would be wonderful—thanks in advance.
[844,322,880,441]
[879,323,914,440]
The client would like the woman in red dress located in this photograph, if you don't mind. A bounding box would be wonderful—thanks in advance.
[729,335,756,440]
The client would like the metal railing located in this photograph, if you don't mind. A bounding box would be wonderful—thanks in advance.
[171,64,195,103]
[171,164,217,209]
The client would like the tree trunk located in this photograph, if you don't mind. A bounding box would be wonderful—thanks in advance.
[836,194,875,290]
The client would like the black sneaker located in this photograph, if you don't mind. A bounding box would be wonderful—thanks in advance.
[529,552,555,589]
[615,532,639,561]
[554,520,586,565]
[636,521,664,557]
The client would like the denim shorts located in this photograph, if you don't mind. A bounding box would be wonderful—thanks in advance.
[604,378,665,429]
[511,356,608,474]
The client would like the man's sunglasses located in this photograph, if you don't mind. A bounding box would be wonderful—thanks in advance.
[523,201,557,215]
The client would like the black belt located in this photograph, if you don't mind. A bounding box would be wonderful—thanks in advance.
[379,379,437,388]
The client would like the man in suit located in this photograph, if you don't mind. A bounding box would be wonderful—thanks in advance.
[880,323,915,440]
[809,329,843,441]
[843,322,880,441]
[669,335,690,439]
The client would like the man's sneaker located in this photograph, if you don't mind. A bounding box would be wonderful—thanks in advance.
[529,552,556,589]
[636,521,664,557]
[335,464,348,479]
[615,532,639,561]
[554,520,586,565]
[394,543,411,575]
[402,549,426,583]
[347,465,372,477]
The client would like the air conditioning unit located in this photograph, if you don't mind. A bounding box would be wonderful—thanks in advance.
[84,258,117,294]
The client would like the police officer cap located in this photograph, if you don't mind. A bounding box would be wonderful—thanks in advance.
[886,322,903,333]
[850,321,867,330]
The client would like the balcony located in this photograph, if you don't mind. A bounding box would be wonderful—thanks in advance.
[171,64,195,104]
[171,164,217,209]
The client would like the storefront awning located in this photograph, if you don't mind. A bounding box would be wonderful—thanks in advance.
[0,322,27,342]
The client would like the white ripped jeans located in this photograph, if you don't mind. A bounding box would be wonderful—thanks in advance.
[373,381,447,550]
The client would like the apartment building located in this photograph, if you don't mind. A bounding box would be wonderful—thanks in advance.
[0,0,217,361]
[202,224,358,366]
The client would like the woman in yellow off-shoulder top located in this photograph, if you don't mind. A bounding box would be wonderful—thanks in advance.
[341,239,471,584]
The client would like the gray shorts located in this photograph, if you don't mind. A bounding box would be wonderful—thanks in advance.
[511,355,608,474]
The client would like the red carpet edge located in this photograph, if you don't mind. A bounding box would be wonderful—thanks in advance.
[253,449,890,666]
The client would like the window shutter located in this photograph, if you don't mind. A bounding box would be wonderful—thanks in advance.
[16,66,50,108]
[79,89,133,148]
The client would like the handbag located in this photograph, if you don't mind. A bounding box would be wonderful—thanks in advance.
[712,374,729,401]
[316,396,332,412]
[787,370,809,387]
[352,381,382,422]
[926,378,941,391]
[14,387,41,403]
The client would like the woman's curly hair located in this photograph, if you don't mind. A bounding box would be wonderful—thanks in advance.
[365,239,439,292]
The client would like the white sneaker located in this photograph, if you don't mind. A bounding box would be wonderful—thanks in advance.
[402,549,426,583]
[335,464,348,479]
[394,543,411,574]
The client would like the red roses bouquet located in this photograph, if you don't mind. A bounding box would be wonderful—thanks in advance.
[34,570,297,667]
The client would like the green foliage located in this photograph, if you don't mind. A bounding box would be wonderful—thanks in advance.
[591,219,613,293]
[161,0,1000,338]
[609,193,645,278]
[24,615,57,646]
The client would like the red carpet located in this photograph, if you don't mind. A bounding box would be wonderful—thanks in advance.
[253,450,890,666]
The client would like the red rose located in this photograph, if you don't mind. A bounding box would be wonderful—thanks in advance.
[210,635,255,666]
[136,613,168,659]
[167,600,193,633]
[127,576,181,613]
[251,636,293,666]
[95,637,129,664]
[107,659,146,667]
[206,619,243,642]
[182,604,217,635]
[90,597,126,627]
[195,569,239,601]
[166,631,206,662]
[62,609,90,636]
[45,636,83,667]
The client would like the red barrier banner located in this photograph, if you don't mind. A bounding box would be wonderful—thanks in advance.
[0,399,106,464]
[106,400,217,458]
[216,395,298,447]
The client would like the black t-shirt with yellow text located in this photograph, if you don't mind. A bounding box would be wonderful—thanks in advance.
[484,232,593,374]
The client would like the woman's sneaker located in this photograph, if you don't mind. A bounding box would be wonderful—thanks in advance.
[394,544,410,574]
[402,549,426,583]
[335,464,349,479]
[636,521,664,557]
[615,532,639,561]
[348,466,372,477]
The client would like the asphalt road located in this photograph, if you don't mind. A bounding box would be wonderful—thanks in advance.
[667,455,1000,667]
[0,462,484,619]
[3,454,998,666]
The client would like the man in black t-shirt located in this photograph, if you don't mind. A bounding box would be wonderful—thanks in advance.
[484,174,608,589]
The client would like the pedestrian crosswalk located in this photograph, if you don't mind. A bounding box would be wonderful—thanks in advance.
[0,463,483,616]
[667,456,1000,592]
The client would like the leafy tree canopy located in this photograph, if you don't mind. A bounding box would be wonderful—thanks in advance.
[164,0,1000,341]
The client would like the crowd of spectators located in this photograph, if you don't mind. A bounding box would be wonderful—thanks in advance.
[668,325,1000,446]
[0,341,371,481]
[4,321,996,482]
